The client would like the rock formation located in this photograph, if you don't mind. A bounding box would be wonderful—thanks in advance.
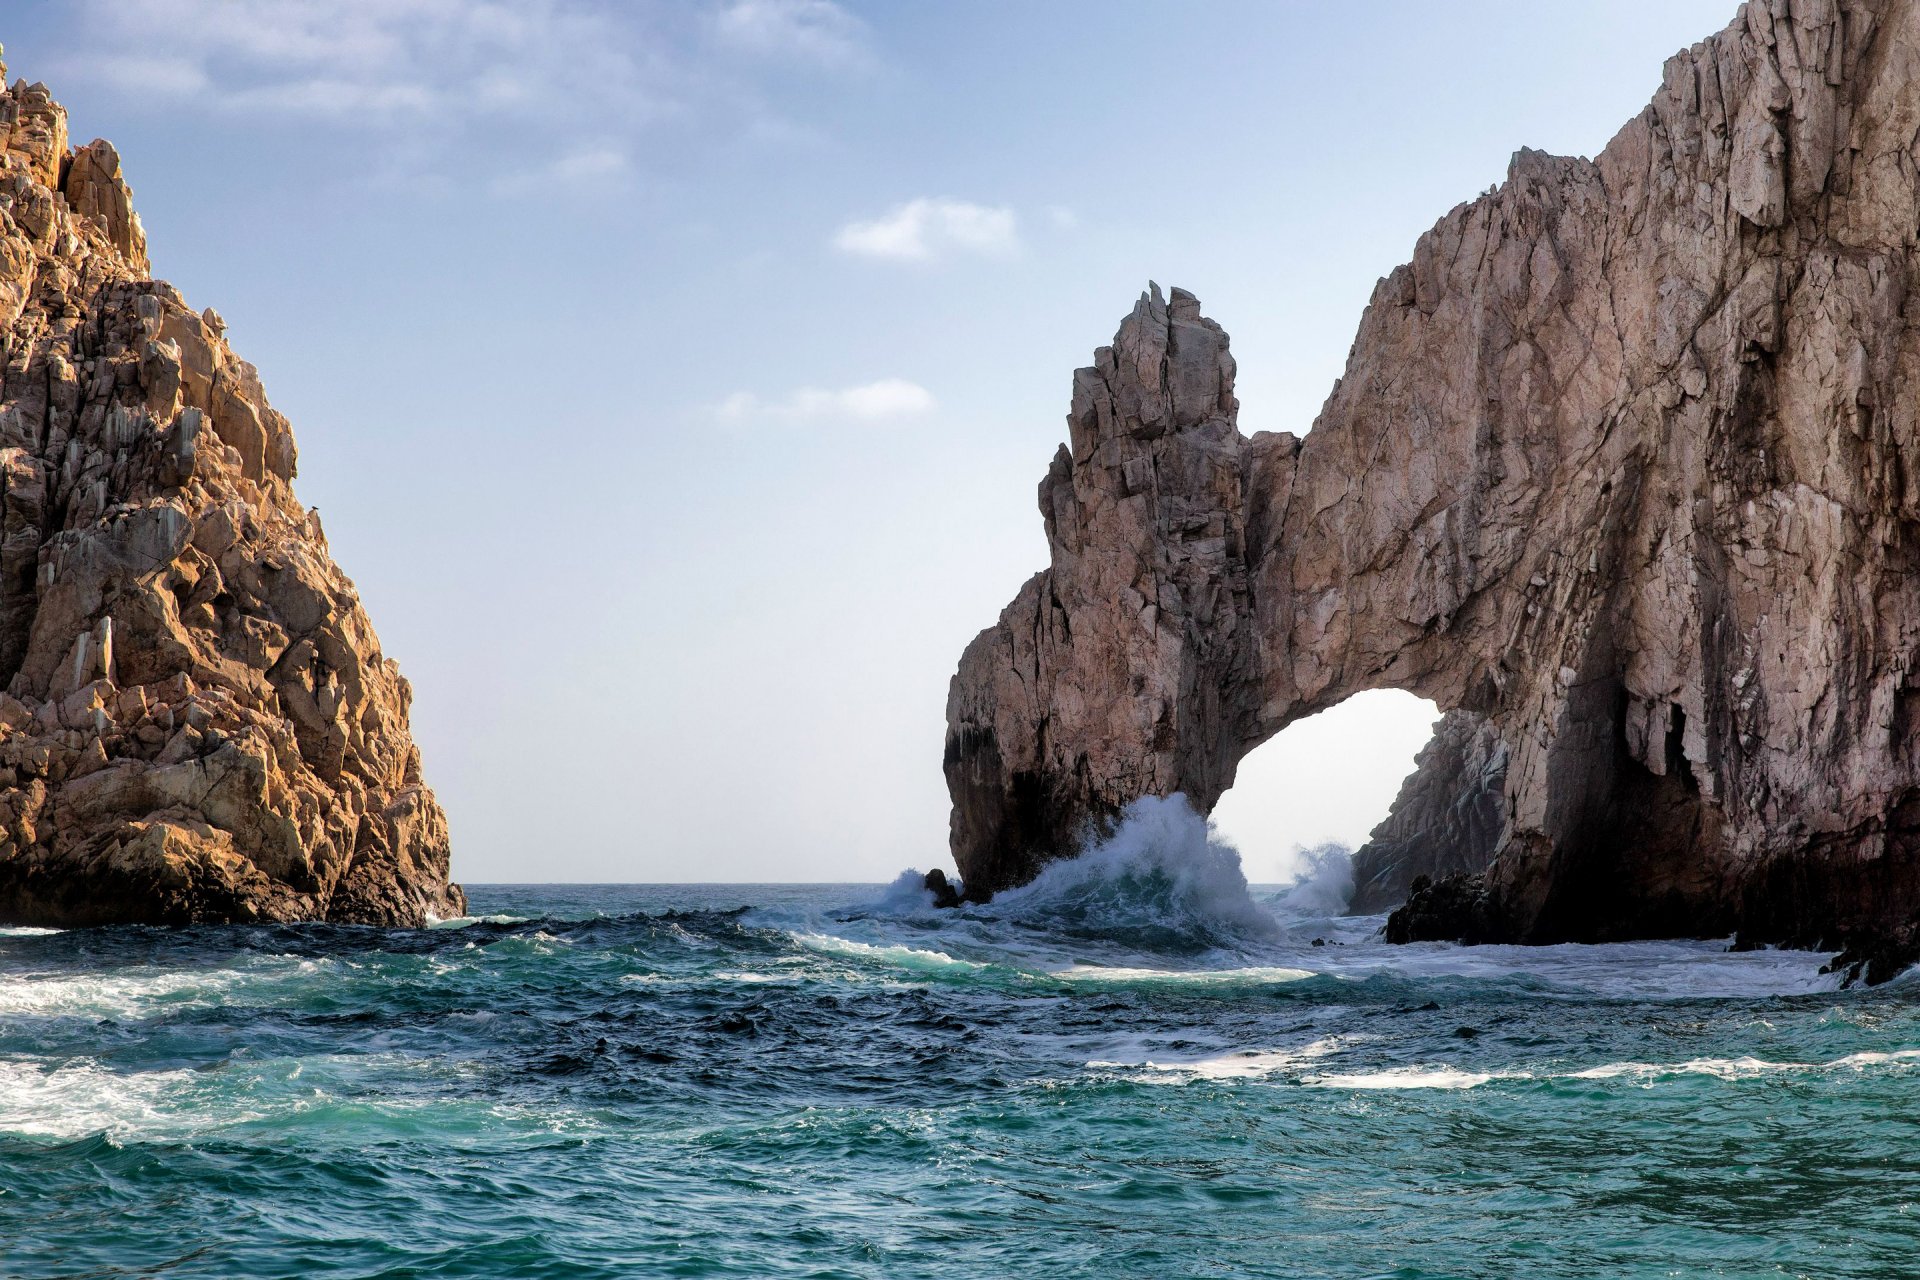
[0,63,461,926]
[1348,711,1506,915]
[946,0,1920,969]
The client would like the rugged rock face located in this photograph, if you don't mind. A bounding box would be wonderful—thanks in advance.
[1348,711,1506,915]
[947,0,1920,965]
[0,66,461,926]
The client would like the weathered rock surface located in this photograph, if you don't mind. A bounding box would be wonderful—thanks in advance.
[1348,711,1506,915]
[0,64,461,926]
[946,0,1920,969]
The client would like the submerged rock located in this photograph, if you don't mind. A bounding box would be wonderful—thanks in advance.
[0,64,460,926]
[945,0,1920,974]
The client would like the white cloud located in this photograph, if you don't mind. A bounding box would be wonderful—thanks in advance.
[716,378,935,423]
[60,0,654,124]
[834,198,1018,262]
[1046,205,1081,231]
[49,0,872,192]
[713,0,872,69]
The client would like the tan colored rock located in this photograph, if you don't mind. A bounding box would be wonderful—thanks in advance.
[946,0,1920,963]
[0,67,460,927]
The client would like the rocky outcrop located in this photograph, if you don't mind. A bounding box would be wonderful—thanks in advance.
[1348,711,1506,915]
[0,63,461,926]
[946,0,1920,967]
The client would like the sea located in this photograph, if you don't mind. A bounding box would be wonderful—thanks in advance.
[3,796,1917,1279]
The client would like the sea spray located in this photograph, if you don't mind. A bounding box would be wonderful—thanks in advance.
[1275,841,1357,919]
[985,794,1284,953]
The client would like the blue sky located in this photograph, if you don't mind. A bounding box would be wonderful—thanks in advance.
[6,1,1736,882]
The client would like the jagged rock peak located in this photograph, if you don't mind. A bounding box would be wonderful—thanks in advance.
[945,0,1920,975]
[0,75,461,925]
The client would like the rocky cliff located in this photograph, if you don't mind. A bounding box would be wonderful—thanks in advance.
[1348,711,1506,916]
[946,0,1920,969]
[0,64,461,926]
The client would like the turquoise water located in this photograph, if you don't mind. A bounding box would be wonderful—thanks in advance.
[4,805,1919,1278]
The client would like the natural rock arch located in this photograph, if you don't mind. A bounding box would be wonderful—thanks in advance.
[947,0,1920,957]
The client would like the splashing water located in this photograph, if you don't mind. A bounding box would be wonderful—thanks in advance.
[1275,840,1357,920]
[2,855,1906,1277]
[986,794,1284,953]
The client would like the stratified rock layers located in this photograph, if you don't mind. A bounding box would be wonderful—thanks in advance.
[947,0,1920,959]
[0,69,461,926]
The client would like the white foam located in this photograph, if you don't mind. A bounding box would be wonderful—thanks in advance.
[0,926,62,937]
[1273,842,1356,919]
[427,913,527,929]
[1306,1066,1499,1090]
[987,794,1284,951]
[1054,963,1315,986]
[1568,1048,1920,1082]
[1301,937,1844,999]
[1093,1036,1348,1081]
[0,1059,199,1139]
[791,932,987,976]
[0,961,303,1019]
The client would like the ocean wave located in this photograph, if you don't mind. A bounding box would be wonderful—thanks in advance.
[0,1059,203,1139]
[791,932,992,978]
[984,795,1285,954]
[1273,841,1356,919]
[1053,963,1316,987]
[1305,1066,1502,1090]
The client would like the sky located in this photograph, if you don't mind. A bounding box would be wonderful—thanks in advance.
[4,0,1738,884]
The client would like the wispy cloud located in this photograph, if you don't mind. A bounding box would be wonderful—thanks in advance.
[50,0,873,193]
[712,0,872,70]
[834,198,1018,263]
[489,143,633,197]
[716,378,936,423]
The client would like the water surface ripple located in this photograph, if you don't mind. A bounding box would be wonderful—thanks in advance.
[3,875,1916,1278]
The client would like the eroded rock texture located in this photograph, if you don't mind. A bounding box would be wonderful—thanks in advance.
[947,0,1920,963]
[0,67,461,926]
[1348,711,1507,915]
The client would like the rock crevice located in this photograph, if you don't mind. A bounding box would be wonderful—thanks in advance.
[946,0,1920,964]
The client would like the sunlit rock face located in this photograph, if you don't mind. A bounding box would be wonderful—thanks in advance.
[948,0,1920,964]
[0,67,461,925]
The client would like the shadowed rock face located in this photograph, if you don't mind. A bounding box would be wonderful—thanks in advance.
[947,0,1920,962]
[1349,711,1507,916]
[0,68,461,926]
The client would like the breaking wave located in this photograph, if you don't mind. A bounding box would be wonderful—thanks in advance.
[985,794,1284,954]
[1275,840,1357,919]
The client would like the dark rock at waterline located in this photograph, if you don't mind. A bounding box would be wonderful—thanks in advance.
[1385,876,1494,945]
[923,869,963,910]
[1349,711,1507,915]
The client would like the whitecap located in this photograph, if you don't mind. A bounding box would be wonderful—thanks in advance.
[427,913,527,929]
[1053,963,1315,986]
[790,932,988,976]
[1092,1036,1349,1081]
[987,794,1284,952]
[0,1060,203,1139]
[1305,1066,1500,1090]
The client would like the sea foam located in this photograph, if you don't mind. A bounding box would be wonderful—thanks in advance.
[986,794,1284,954]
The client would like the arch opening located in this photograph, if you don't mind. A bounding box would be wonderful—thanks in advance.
[1209,690,1440,887]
